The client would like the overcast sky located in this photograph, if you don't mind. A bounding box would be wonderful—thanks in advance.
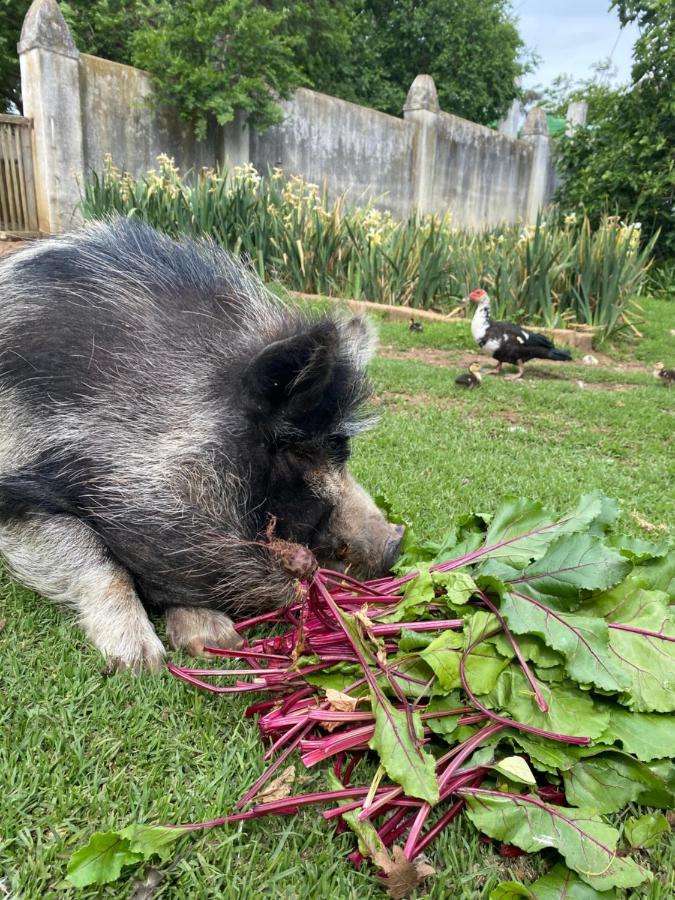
[515,0,641,89]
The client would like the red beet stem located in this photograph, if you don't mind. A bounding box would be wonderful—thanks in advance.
[459,633,591,745]
[235,722,312,810]
[476,591,549,712]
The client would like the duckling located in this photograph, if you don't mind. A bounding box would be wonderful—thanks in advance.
[409,317,424,333]
[654,362,675,386]
[455,362,482,388]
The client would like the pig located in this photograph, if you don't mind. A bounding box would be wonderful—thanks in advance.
[0,220,403,670]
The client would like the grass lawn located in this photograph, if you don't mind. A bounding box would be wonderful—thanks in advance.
[1,296,673,898]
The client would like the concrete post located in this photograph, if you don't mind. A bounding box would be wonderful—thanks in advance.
[522,106,550,224]
[403,75,439,216]
[498,98,523,139]
[18,0,84,233]
[222,109,251,170]
[565,100,588,136]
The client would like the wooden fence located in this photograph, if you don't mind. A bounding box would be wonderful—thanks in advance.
[0,114,39,236]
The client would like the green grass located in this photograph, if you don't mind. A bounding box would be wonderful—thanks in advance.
[1,298,674,898]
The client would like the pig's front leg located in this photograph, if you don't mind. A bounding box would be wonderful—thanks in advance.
[0,513,165,671]
[165,606,244,656]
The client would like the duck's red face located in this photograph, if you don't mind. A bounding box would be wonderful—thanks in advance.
[469,289,487,303]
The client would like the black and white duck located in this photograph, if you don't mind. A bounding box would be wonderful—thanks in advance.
[468,289,572,379]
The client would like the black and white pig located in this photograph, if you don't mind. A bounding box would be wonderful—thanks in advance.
[0,220,403,670]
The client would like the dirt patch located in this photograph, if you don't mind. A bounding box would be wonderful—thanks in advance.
[0,240,28,257]
[379,345,656,385]
[496,409,527,425]
[380,346,491,371]
[380,346,454,367]
[574,380,639,392]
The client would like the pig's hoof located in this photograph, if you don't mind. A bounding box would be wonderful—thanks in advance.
[165,606,244,656]
[100,633,166,674]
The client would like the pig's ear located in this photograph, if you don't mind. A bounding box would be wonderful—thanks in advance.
[341,316,377,368]
[244,322,337,415]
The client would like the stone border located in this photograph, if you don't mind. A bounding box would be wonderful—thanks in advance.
[289,291,597,352]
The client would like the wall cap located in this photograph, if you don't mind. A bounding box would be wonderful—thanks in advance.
[522,106,548,137]
[403,74,440,113]
[18,0,79,59]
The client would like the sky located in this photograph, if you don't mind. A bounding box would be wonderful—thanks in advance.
[515,0,641,90]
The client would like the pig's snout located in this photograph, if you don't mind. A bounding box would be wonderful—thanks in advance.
[383,524,405,571]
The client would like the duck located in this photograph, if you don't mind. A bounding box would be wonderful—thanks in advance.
[654,362,675,386]
[467,289,572,379]
[409,317,424,333]
[454,362,482,388]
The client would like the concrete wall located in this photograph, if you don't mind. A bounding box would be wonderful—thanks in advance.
[429,112,532,228]
[250,89,416,221]
[19,0,566,235]
[79,54,220,177]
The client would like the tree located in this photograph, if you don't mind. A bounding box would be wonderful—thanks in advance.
[2,0,528,130]
[0,0,29,111]
[554,1,674,256]
[317,0,530,124]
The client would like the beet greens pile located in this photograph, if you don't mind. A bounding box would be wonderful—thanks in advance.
[68,493,675,896]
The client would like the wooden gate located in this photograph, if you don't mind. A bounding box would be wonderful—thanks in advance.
[0,114,39,236]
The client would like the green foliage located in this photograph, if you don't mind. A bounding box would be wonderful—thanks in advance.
[320,0,530,125]
[464,792,650,891]
[129,1,302,138]
[63,492,675,891]
[2,1,528,132]
[66,824,188,887]
[554,1,675,257]
[0,0,27,111]
[82,159,657,336]
[491,862,618,898]
[623,812,670,849]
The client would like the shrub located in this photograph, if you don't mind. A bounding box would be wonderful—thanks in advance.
[81,157,656,336]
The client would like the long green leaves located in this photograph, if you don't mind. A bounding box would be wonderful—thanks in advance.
[81,158,654,335]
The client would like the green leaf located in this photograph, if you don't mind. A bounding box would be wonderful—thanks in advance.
[623,813,670,850]
[424,693,463,736]
[498,592,629,692]
[562,752,668,813]
[369,700,439,805]
[598,707,675,761]
[397,628,436,652]
[482,493,618,569]
[492,755,537,785]
[326,772,386,860]
[490,883,534,899]
[489,669,610,742]
[432,570,477,606]
[421,629,509,694]
[481,497,553,566]
[66,832,144,887]
[512,535,631,604]
[121,824,188,860]
[385,655,441,700]
[492,632,564,669]
[509,733,582,774]
[582,585,670,626]
[420,630,464,690]
[608,619,675,712]
[66,823,189,887]
[381,568,434,622]
[491,863,618,899]
[464,789,649,891]
[606,534,669,562]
